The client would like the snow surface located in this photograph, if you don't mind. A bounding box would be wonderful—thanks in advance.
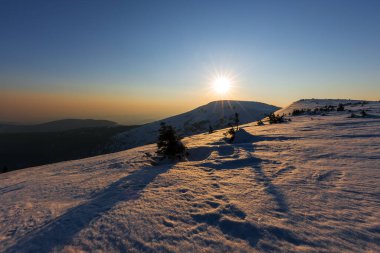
[113,100,279,151]
[1,100,379,252]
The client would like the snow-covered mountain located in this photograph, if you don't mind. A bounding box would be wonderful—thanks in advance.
[275,98,368,115]
[113,100,279,150]
[1,99,379,252]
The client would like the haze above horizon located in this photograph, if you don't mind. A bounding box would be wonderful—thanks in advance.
[1,0,379,124]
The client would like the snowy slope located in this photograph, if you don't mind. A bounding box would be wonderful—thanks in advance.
[112,100,279,151]
[276,98,369,115]
[1,100,379,252]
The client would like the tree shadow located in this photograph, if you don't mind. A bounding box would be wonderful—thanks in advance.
[5,164,173,253]
[251,163,289,213]
[189,129,305,247]
[236,130,290,214]
[196,129,291,214]
[0,181,25,194]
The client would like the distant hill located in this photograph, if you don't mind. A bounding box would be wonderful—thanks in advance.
[0,119,118,133]
[113,100,280,150]
[275,99,372,115]
[0,124,139,172]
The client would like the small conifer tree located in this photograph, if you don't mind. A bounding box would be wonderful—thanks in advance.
[157,122,186,160]
[227,127,236,143]
[234,112,240,130]
[268,113,285,124]
[337,103,345,111]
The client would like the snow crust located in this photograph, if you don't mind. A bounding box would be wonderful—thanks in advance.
[1,100,379,252]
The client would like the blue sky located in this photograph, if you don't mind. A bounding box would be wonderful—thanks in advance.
[0,0,379,123]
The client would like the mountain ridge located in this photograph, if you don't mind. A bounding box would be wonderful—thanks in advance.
[0,119,118,133]
[112,100,280,151]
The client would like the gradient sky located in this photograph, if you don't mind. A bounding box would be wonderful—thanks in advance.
[1,0,379,124]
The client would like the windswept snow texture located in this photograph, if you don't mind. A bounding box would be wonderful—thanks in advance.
[1,100,380,252]
[114,100,279,150]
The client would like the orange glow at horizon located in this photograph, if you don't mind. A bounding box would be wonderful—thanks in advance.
[0,90,200,124]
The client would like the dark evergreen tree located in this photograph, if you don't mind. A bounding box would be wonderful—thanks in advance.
[257,119,264,126]
[208,125,214,134]
[234,112,240,130]
[292,109,305,116]
[337,103,345,111]
[156,122,186,160]
[268,113,285,124]
[227,127,236,143]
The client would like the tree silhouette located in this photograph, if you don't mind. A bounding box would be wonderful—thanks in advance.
[234,112,240,130]
[157,122,187,160]
[227,126,236,143]
[268,113,285,124]
[337,103,345,111]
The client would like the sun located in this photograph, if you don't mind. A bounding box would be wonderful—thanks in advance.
[213,76,231,95]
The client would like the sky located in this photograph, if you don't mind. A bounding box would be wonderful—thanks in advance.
[0,0,379,124]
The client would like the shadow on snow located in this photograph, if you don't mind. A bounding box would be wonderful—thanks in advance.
[6,164,173,253]
[188,129,306,247]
